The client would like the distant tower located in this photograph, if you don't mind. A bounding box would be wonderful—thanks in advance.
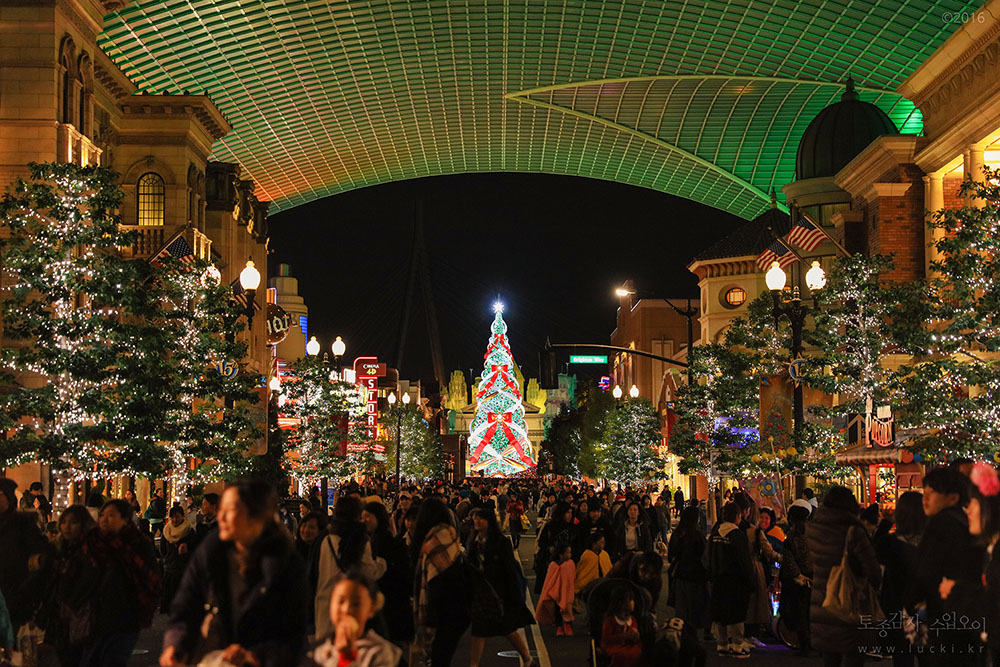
[395,201,447,389]
[268,263,308,360]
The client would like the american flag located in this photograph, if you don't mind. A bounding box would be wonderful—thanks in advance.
[756,239,799,271]
[231,278,262,311]
[150,233,195,268]
[785,217,828,251]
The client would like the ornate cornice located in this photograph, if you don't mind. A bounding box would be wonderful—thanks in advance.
[119,96,231,142]
[688,256,759,280]
[56,0,99,43]
[93,62,130,101]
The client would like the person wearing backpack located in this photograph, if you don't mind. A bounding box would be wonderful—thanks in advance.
[314,495,386,638]
[708,502,754,658]
[805,485,881,667]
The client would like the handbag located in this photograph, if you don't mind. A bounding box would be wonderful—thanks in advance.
[822,526,884,625]
[520,514,531,531]
[463,557,504,624]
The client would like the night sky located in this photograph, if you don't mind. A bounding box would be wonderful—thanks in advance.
[267,173,745,385]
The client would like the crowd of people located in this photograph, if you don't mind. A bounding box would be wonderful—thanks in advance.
[0,458,998,667]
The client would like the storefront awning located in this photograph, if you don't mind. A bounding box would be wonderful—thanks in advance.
[835,444,913,466]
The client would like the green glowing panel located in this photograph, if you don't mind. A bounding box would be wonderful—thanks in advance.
[98,0,979,218]
[570,355,609,364]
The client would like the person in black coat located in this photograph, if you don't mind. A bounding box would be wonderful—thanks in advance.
[873,491,925,667]
[610,502,653,563]
[76,499,161,667]
[160,480,308,667]
[939,465,1000,667]
[640,495,661,542]
[667,506,709,633]
[160,505,197,613]
[778,504,813,656]
[709,501,754,658]
[362,501,414,644]
[806,486,881,667]
[574,503,612,560]
[906,467,982,667]
[467,508,537,667]
[0,478,52,633]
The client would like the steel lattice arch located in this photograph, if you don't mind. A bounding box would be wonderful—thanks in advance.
[99,0,979,218]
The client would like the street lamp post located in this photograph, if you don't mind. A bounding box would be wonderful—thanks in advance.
[239,259,261,328]
[629,384,640,399]
[765,260,826,451]
[306,336,320,357]
[332,336,346,376]
[616,287,697,384]
[388,391,411,491]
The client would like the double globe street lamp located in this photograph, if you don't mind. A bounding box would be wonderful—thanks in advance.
[387,391,411,491]
[765,259,827,449]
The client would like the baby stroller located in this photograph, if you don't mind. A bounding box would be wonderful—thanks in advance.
[586,578,649,667]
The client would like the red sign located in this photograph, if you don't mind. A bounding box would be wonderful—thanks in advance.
[353,356,387,378]
[355,357,383,440]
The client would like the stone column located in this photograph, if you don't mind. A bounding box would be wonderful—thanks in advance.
[968,144,986,207]
[923,171,945,277]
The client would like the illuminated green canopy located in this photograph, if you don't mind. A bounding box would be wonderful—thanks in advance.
[99,1,977,218]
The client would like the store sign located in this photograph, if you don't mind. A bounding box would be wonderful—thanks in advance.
[570,355,608,364]
[868,405,895,448]
[847,405,895,448]
[265,303,291,346]
[353,357,386,439]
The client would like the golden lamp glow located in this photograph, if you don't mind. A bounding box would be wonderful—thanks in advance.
[765,261,787,292]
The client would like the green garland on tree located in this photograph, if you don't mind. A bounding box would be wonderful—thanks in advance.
[279,354,370,482]
[0,163,259,481]
[596,397,666,485]
[381,404,444,481]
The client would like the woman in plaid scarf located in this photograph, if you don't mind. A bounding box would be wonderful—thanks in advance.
[412,498,468,667]
[76,499,161,667]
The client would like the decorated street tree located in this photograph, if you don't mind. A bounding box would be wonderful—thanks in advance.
[0,163,167,475]
[804,254,905,424]
[0,163,261,486]
[670,294,785,478]
[279,354,368,483]
[382,404,444,481]
[893,171,1000,462]
[154,256,262,488]
[468,303,536,476]
[541,383,612,478]
[596,396,665,485]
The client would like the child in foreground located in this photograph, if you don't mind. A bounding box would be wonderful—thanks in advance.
[600,585,643,667]
[310,573,401,667]
[536,542,576,636]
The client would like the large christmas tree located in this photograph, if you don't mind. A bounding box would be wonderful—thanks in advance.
[468,303,536,476]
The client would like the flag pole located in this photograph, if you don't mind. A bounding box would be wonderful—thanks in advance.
[797,210,852,258]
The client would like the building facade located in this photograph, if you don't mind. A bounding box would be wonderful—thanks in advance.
[0,0,271,498]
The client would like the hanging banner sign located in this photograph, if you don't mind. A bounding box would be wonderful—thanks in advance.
[265,303,291,346]
[353,357,385,440]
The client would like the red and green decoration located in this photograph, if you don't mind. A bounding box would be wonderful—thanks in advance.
[468,302,536,476]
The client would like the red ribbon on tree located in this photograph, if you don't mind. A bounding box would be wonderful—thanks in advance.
[469,411,533,466]
[484,335,512,359]
[476,364,520,400]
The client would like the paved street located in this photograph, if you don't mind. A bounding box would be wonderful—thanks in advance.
[129,526,827,666]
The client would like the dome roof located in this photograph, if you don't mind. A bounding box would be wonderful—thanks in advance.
[795,79,899,181]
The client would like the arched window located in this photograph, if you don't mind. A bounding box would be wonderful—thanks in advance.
[137,173,165,226]
[61,54,73,125]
